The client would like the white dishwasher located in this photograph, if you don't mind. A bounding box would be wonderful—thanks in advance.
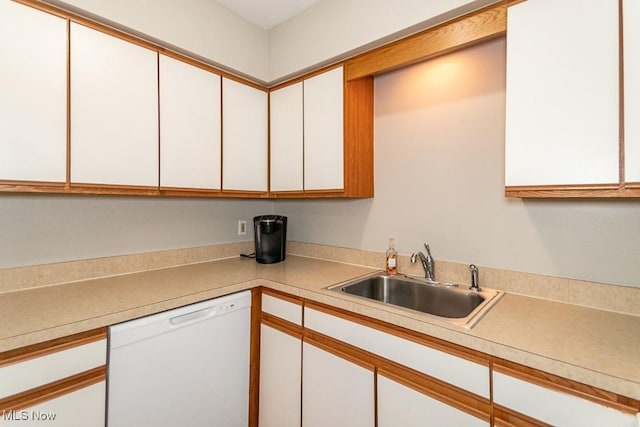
[107,290,251,427]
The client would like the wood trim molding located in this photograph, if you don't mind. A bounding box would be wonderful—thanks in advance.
[493,404,552,427]
[303,330,375,372]
[505,184,640,198]
[0,328,106,367]
[344,4,507,81]
[378,365,491,423]
[261,288,304,306]
[248,288,261,427]
[0,366,105,412]
[304,301,490,366]
[303,328,491,420]
[261,313,303,339]
[493,359,640,414]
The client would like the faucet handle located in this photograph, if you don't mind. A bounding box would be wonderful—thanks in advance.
[423,243,432,257]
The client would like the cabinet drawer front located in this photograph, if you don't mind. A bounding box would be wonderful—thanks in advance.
[493,371,637,427]
[304,307,489,398]
[0,340,106,399]
[262,294,302,325]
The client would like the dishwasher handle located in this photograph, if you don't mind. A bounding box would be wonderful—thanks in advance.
[170,307,214,326]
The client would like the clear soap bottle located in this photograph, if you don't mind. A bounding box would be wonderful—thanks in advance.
[385,238,398,275]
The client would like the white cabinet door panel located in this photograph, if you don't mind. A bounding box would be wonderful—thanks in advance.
[159,55,221,189]
[259,325,301,427]
[0,339,106,399]
[270,82,303,192]
[302,342,374,427]
[0,2,67,183]
[303,67,344,190]
[222,78,268,192]
[493,371,637,427]
[624,0,640,183]
[0,381,106,427]
[505,0,619,186]
[304,307,489,398]
[378,375,488,427]
[70,23,159,187]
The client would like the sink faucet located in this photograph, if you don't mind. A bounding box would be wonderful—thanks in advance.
[469,264,480,292]
[411,243,434,280]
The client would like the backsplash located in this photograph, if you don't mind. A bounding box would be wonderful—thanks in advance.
[287,241,640,317]
[1,240,638,317]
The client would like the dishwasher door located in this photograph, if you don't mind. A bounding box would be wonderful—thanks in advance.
[107,290,251,427]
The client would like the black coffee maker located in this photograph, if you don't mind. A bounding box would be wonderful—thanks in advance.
[254,215,287,264]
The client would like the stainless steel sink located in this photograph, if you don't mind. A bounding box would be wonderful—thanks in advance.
[326,273,503,328]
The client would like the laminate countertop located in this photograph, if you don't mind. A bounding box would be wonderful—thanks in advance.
[1,255,639,400]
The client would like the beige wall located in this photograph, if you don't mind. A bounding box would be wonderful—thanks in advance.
[0,196,272,269]
[46,0,269,82]
[275,38,640,288]
[267,0,498,82]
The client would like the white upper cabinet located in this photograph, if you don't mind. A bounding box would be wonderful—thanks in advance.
[304,66,344,191]
[70,23,159,187]
[505,0,619,186]
[222,78,268,192]
[159,55,221,190]
[624,0,640,183]
[0,2,67,183]
[270,82,304,192]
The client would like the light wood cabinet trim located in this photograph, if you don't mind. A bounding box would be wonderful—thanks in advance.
[493,405,551,427]
[303,330,375,372]
[493,359,640,414]
[304,301,490,366]
[303,328,491,420]
[261,288,304,306]
[344,4,506,81]
[378,365,491,423]
[0,366,105,412]
[0,328,106,367]
[505,184,640,198]
[249,288,261,427]
[262,313,304,339]
[343,76,374,197]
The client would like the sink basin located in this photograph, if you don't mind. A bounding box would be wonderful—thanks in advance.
[326,273,502,328]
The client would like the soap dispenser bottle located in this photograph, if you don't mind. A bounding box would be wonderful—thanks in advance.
[386,238,398,275]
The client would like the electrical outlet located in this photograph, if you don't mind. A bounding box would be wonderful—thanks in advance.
[237,220,247,236]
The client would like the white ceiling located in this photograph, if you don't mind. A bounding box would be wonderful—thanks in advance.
[216,0,322,29]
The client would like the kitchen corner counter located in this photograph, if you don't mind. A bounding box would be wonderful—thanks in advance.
[1,254,639,401]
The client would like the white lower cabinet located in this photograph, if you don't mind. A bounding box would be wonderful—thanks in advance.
[0,381,106,427]
[377,374,488,427]
[302,342,374,427]
[0,329,107,426]
[259,324,301,427]
[493,370,638,427]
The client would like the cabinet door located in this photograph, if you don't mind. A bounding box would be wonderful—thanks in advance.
[259,325,301,427]
[222,78,268,192]
[70,23,158,187]
[505,0,619,186]
[270,82,303,192]
[302,342,374,427]
[304,67,344,191]
[0,381,106,427]
[159,55,221,189]
[377,374,488,427]
[624,0,640,183]
[493,371,638,427]
[0,2,67,183]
